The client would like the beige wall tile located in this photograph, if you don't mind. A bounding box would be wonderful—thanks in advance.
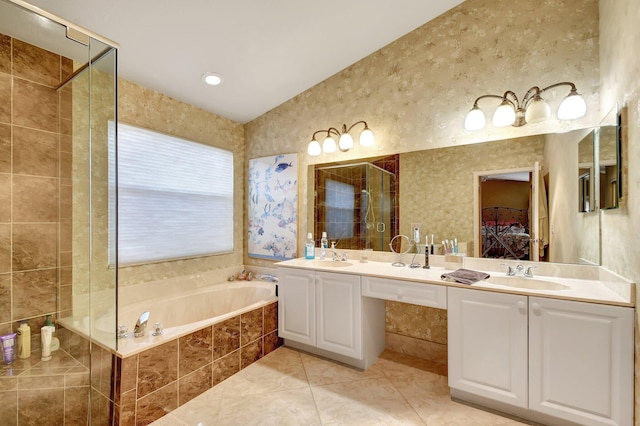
[13,78,58,132]
[0,123,10,172]
[12,223,57,271]
[0,273,10,323]
[12,39,60,87]
[12,127,58,177]
[0,74,10,124]
[0,174,9,222]
[12,268,57,320]
[12,175,58,222]
[0,34,10,74]
[0,224,9,273]
[18,388,64,425]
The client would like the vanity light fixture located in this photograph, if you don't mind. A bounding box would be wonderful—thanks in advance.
[201,72,224,86]
[307,120,374,156]
[464,82,587,131]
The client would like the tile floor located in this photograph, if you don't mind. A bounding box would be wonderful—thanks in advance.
[151,346,530,426]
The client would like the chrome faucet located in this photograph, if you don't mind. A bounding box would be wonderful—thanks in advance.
[330,242,348,261]
[134,311,150,337]
[503,264,536,278]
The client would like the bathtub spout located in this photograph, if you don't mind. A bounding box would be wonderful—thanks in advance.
[134,311,150,337]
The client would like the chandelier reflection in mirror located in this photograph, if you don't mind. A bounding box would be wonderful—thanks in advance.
[307,120,374,156]
[464,82,587,131]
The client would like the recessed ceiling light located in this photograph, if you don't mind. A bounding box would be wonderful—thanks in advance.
[201,72,223,86]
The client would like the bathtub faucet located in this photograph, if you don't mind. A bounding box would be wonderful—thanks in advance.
[134,311,150,337]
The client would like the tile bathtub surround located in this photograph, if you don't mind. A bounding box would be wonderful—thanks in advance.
[151,347,528,426]
[113,301,281,425]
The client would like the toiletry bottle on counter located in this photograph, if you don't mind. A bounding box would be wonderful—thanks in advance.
[17,322,31,359]
[320,231,328,259]
[41,325,54,361]
[305,233,315,259]
[1,333,16,364]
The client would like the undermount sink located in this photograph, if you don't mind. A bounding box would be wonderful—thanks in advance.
[312,260,353,268]
[484,276,570,291]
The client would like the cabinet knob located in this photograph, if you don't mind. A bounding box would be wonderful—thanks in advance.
[517,301,526,313]
[531,302,541,315]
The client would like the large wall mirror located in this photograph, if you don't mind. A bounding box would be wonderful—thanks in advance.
[311,125,612,265]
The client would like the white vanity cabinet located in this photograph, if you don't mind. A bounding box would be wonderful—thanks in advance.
[448,287,634,426]
[277,267,385,368]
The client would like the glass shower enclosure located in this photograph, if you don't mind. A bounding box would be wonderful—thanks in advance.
[0,1,118,424]
[315,161,397,251]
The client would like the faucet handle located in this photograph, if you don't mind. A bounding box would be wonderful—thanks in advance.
[525,266,537,277]
[117,325,128,339]
[152,322,164,336]
[501,263,515,276]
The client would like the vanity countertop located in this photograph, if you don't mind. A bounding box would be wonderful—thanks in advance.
[276,257,635,307]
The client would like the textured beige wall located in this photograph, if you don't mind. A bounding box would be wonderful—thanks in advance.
[598,0,640,420]
[244,0,600,268]
[117,80,245,287]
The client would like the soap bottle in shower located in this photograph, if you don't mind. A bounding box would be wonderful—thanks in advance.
[17,321,31,359]
[305,233,315,259]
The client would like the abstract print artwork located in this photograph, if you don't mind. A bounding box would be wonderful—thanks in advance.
[248,153,298,260]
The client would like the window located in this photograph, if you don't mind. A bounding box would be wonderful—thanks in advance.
[325,179,355,239]
[109,122,233,265]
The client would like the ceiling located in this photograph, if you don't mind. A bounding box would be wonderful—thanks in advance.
[22,0,464,123]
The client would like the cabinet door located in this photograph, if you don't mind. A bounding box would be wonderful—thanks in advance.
[529,297,634,426]
[316,271,362,358]
[448,287,528,408]
[277,268,316,346]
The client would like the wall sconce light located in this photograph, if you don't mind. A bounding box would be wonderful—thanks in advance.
[464,82,587,131]
[308,120,374,156]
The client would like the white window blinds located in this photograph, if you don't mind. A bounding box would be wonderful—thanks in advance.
[109,122,234,265]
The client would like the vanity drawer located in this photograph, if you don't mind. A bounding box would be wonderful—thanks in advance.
[361,276,447,309]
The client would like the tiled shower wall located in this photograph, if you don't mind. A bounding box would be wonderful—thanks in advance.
[0,32,73,357]
[0,33,80,424]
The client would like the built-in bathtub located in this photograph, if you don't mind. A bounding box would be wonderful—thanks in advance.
[58,271,282,425]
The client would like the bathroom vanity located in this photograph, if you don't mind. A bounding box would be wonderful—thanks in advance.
[276,256,634,426]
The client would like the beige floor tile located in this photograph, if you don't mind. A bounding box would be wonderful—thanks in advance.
[215,387,321,426]
[149,412,189,425]
[160,394,223,425]
[218,347,309,398]
[311,376,424,425]
[300,351,385,386]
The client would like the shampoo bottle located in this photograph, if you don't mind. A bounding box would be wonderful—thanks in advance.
[41,326,54,361]
[43,315,59,352]
[17,322,31,359]
[305,233,315,260]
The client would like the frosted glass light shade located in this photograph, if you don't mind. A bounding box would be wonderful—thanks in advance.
[492,101,516,127]
[525,95,551,123]
[323,136,337,153]
[464,107,486,131]
[359,128,375,146]
[308,140,321,156]
[339,133,354,151]
[557,93,587,120]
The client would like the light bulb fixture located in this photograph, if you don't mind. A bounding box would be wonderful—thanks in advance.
[464,82,586,131]
[201,72,224,86]
[307,121,374,156]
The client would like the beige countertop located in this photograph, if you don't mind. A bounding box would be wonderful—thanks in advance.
[276,257,635,307]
